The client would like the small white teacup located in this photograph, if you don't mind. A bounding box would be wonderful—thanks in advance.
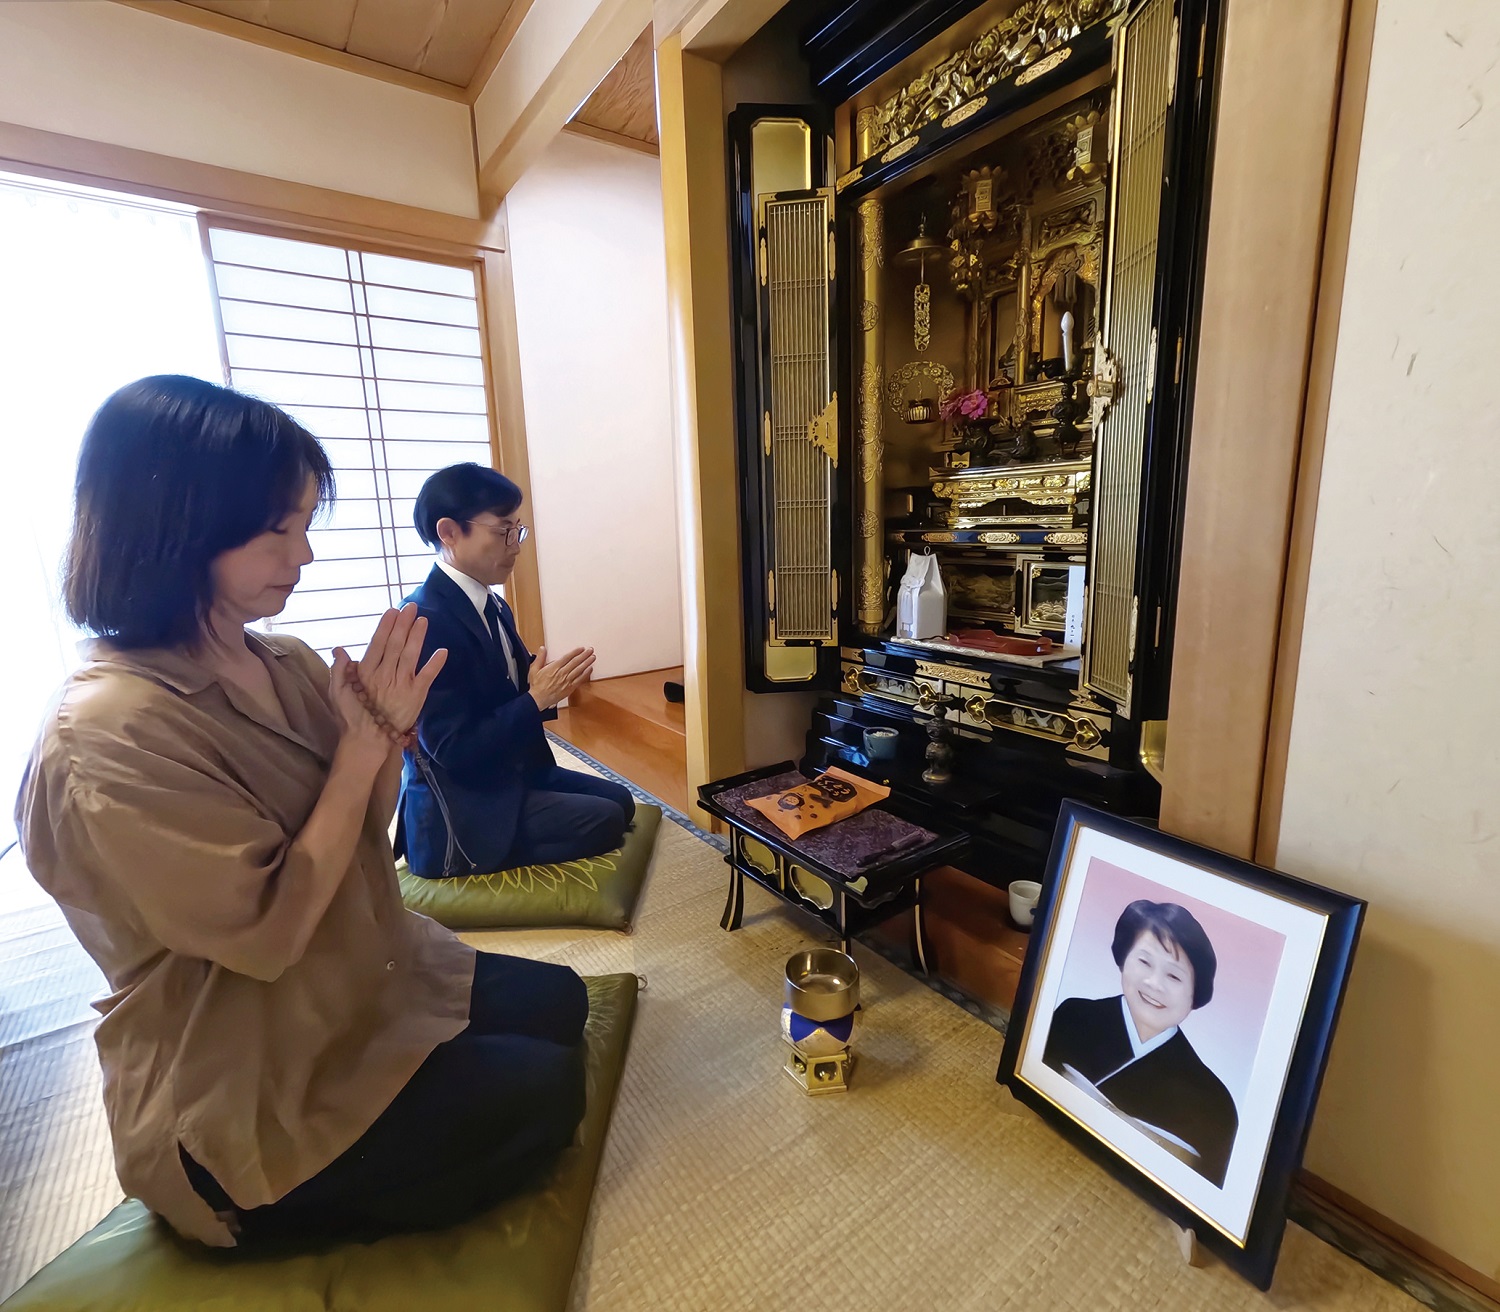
[1008,879,1043,929]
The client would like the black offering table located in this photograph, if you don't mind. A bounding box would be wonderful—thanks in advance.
[698,762,970,965]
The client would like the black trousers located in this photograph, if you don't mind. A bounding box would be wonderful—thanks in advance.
[505,766,636,867]
[183,951,589,1244]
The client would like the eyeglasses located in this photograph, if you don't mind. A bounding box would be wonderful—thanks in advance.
[465,520,530,547]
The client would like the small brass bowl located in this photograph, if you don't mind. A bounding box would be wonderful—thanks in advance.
[784,947,860,1023]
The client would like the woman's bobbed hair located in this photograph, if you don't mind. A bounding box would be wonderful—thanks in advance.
[1111,899,1218,1010]
[64,375,333,649]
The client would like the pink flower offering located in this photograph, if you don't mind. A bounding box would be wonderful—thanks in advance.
[941,388,989,423]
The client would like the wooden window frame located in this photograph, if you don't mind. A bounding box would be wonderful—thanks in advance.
[0,123,542,650]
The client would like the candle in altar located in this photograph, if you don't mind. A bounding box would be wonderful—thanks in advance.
[1060,310,1075,372]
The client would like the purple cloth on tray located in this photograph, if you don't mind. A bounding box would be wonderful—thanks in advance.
[717,770,939,879]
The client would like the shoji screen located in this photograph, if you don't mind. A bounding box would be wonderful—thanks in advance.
[205,224,493,657]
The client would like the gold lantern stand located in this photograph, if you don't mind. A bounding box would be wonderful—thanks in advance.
[892,217,948,425]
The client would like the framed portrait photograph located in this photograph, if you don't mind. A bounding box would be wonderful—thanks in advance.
[996,802,1365,1289]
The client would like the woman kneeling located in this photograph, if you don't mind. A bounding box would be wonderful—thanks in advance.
[17,375,588,1247]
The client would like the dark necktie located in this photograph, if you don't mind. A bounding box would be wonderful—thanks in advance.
[483,594,504,650]
[483,594,518,685]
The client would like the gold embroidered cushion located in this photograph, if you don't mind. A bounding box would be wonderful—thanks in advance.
[0,974,639,1312]
[397,805,661,931]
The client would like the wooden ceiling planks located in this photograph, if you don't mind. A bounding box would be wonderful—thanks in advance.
[257,0,357,48]
[172,0,517,87]
[411,0,519,85]
[182,0,358,51]
[571,25,659,148]
[344,0,450,74]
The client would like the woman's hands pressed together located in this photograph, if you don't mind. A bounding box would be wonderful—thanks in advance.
[331,604,448,762]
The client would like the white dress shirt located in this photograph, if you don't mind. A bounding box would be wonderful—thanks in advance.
[435,558,520,687]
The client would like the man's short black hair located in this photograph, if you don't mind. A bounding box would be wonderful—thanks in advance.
[412,462,523,548]
[64,375,334,650]
[1110,900,1218,1009]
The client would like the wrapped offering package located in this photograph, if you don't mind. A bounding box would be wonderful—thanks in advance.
[745,766,891,840]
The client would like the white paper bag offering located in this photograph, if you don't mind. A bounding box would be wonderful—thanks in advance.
[896,551,946,641]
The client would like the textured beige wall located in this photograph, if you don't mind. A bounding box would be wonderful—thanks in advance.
[0,1,478,216]
[1275,0,1500,1277]
[505,130,683,680]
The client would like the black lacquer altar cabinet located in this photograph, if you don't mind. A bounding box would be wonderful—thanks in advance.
[718,0,1224,1006]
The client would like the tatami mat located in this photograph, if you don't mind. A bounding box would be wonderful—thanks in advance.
[0,743,1422,1309]
[561,819,1421,1311]
[0,899,120,1302]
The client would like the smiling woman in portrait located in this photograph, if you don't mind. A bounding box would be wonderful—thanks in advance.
[1042,899,1239,1187]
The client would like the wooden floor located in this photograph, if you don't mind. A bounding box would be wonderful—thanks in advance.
[552,667,688,814]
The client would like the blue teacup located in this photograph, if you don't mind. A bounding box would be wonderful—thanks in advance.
[863,727,899,760]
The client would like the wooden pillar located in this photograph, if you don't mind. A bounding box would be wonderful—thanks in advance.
[479,207,546,653]
[1158,0,1352,857]
[657,34,747,820]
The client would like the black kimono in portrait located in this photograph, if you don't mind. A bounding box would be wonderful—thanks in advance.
[1043,994,1239,1187]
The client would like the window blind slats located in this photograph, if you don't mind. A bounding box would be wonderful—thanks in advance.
[219,300,360,345]
[368,318,480,356]
[207,228,494,657]
[209,227,348,277]
[371,348,485,386]
[380,411,489,443]
[364,285,479,328]
[363,251,476,297]
[215,265,356,312]
[225,336,363,377]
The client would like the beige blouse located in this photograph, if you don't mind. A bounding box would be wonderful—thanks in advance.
[15,632,476,1247]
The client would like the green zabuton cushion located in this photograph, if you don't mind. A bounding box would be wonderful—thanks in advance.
[2,974,639,1312]
[399,804,661,932]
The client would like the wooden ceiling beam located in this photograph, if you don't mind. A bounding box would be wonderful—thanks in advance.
[463,0,535,102]
[564,120,659,156]
[472,0,649,205]
[679,0,789,61]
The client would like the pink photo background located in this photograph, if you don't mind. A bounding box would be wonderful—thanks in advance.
[1051,857,1288,1107]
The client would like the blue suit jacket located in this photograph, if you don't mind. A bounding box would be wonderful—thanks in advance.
[396,565,556,876]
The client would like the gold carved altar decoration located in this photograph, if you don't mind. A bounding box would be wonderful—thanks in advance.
[885,361,956,418]
[807,395,839,466]
[839,657,1110,760]
[933,102,1107,474]
[855,0,1125,165]
[931,460,1091,529]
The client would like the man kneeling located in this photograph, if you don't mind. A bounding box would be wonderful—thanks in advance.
[398,463,635,876]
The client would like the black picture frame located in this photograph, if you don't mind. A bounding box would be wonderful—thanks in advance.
[996,801,1365,1289]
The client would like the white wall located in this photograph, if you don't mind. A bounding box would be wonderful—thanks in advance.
[1276,0,1500,1275]
[505,130,682,679]
[0,1,477,216]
